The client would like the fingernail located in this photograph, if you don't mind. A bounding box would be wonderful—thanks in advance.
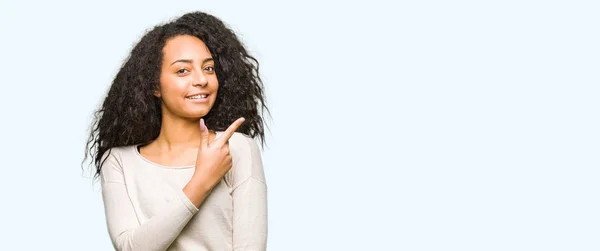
[200,119,206,131]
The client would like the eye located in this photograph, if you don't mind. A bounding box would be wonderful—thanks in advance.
[176,68,189,74]
[204,66,215,73]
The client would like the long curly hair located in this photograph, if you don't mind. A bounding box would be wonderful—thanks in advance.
[84,11,269,179]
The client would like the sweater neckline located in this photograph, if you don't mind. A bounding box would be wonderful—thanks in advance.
[133,131,223,169]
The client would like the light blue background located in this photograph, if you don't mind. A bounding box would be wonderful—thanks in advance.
[0,0,598,250]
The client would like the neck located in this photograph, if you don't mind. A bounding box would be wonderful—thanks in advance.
[153,111,203,151]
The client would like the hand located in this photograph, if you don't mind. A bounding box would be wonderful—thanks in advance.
[193,117,245,190]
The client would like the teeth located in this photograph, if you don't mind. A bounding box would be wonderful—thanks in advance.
[187,94,208,99]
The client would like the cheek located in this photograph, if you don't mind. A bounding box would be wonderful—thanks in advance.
[160,76,187,98]
[158,89,186,111]
[210,76,219,91]
[210,82,219,101]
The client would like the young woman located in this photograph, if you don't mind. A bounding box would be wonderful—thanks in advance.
[84,11,269,251]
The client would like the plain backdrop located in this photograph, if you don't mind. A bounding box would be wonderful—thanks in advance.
[0,0,598,250]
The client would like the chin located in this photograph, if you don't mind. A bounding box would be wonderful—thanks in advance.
[183,112,209,120]
[185,107,213,118]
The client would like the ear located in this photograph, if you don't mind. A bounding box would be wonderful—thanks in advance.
[153,89,161,98]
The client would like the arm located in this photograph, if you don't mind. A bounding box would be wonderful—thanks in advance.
[100,150,209,251]
[101,118,244,251]
[230,135,268,251]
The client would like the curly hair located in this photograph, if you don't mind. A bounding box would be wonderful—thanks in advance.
[84,11,269,179]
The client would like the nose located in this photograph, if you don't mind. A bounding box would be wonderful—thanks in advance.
[192,71,208,87]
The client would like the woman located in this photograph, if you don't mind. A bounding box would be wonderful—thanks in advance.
[84,11,269,251]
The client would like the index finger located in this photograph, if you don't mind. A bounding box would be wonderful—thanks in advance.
[215,117,245,144]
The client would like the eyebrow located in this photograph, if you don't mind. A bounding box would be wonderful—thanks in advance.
[170,58,214,66]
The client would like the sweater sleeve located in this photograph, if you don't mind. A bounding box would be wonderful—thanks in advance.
[100,149,199,251]
[229,134,268,251]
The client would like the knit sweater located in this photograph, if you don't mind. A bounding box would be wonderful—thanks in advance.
[100,132,267,251]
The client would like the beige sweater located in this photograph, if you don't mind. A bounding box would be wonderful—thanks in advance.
[100,132,268,251]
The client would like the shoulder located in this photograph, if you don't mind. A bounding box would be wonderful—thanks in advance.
[101,145,137,164]
[99,145,138,180]
[222,132,266,186]
[228,132,260,153]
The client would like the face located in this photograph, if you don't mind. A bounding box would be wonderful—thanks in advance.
[155,35,218,119]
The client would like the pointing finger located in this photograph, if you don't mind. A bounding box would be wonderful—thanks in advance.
[215,117,245,145]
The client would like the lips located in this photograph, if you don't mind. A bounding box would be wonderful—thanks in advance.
[186,93,209,99]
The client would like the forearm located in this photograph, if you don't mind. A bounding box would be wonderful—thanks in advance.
[103,182,199,251]
[182,173,215,208]
[114,175,215,250]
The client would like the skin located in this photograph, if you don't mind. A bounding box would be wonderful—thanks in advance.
[139,34,245,208]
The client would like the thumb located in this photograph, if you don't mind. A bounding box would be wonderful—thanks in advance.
[199,118,209,148]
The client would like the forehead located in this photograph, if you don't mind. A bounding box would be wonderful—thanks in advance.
[162,35,212,61]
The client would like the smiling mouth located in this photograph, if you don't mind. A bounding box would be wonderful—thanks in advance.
[186,94,209,99]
